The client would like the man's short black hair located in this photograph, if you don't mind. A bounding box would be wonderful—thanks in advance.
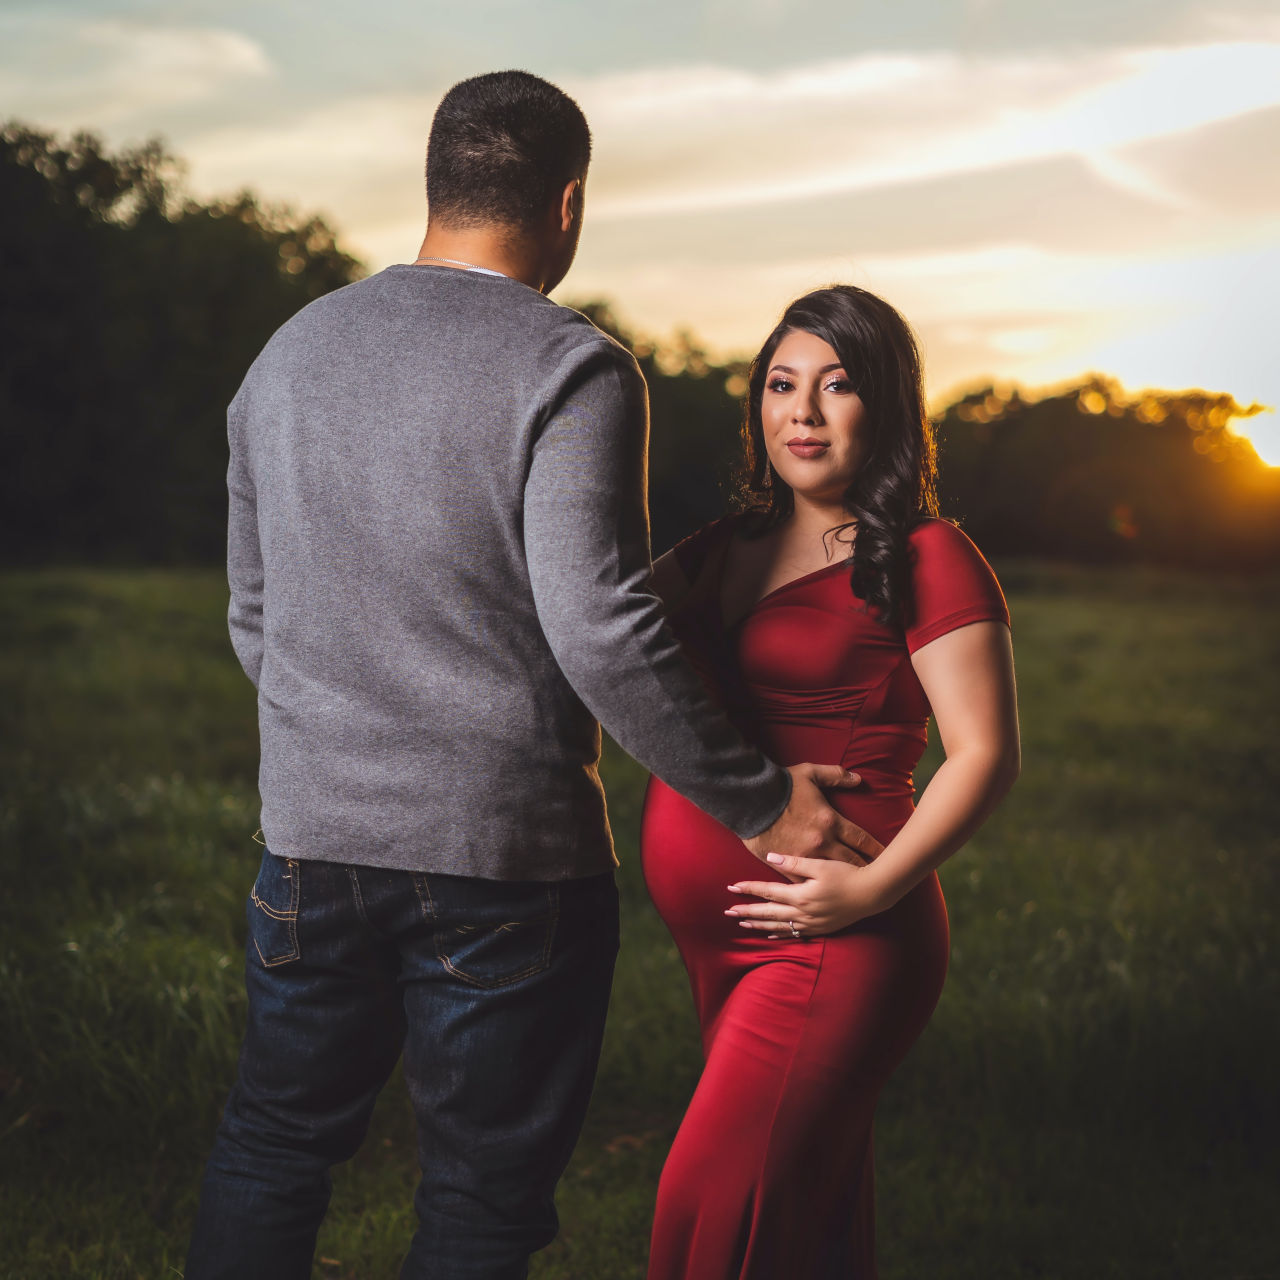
[426,70,591,231]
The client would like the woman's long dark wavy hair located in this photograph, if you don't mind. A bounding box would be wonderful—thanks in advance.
[739,285,939,629]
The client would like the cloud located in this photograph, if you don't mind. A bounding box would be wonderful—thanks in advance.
[1078,149,1200,213]
[566,40,1280,218]
[703,0,798,24]
[149,37,1275,276]
[179,92,437,250]
[1123,103,1280,217]
[1199,5,1280,42]
[0,16,271,129]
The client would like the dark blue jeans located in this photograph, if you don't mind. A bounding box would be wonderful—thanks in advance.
[186,848,619,1280]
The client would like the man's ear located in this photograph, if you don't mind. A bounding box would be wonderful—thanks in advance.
[558,178,580,232]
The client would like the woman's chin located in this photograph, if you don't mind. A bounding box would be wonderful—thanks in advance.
[770,461,855,503]
[786,480,856,512]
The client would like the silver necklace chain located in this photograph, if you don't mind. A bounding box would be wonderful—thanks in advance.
[412,254,507,277]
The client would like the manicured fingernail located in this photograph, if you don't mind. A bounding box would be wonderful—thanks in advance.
[723,908,738,916]
[766,852,784,865]
[726,884,742,893]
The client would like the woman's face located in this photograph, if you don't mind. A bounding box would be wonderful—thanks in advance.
[760,329,870,508]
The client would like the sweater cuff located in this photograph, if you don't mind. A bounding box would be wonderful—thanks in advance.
[725,762,792,840]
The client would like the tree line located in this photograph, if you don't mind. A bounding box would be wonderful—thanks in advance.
[1,123,358,564]
[3,123,1276,570]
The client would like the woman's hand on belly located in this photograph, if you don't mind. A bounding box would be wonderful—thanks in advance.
[723,851,895,938]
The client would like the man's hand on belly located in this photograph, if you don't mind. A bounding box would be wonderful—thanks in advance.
[741,763,884,879]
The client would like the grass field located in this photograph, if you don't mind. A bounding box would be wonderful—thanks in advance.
[1,563,1278,1279]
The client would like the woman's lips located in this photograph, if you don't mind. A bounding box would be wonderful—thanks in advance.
[786,439,829,458]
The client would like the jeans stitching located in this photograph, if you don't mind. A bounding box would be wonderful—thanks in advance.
[253,934,299,967]
[411,872,434,921]
[434,885,560,990]
[347,867,370,927]
[540,886,559,970]
[251,856,300,966]
[249,890,294,922]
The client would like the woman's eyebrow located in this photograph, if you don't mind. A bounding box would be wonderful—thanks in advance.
[768,363,846,375]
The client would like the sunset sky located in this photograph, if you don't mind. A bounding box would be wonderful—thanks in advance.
[4,0,1278,461]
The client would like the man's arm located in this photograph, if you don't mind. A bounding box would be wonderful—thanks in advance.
[227,399,265,691]
[523,341,879,860]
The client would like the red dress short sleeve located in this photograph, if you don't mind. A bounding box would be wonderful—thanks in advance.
[670,516,735,585]
[905,518,1010,654]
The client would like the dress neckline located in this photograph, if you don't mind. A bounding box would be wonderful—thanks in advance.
[713,518,851,632]
[722,562,850,632]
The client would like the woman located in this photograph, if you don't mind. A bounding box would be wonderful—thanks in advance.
[640,285,1021,1279]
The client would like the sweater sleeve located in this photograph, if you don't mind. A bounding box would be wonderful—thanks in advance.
[226,395,265,691]
[904,519,1010,655]
[522,343,791,839]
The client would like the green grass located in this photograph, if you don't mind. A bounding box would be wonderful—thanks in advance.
[1,563,1277,1278]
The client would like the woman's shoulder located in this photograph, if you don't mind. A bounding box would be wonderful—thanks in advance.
[903,518,1010,651]
[907,515,987,556]
[668,512,746,582]
[650,515,737,614]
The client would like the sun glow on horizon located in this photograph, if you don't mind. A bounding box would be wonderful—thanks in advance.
[1232,408,1280,467]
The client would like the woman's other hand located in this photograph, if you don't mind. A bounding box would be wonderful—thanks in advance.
[724,853,891,938]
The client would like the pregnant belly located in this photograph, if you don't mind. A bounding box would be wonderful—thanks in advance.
[639,772,915,940]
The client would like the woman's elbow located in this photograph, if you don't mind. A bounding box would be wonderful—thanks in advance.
[969,737,1020,800]
[995,740,1021,795]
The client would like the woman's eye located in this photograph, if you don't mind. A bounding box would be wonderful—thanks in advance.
[824,378,852,392]
[766,378,792,393]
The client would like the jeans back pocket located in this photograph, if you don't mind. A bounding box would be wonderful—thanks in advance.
[415,875,559,989]
[248,849,301,967]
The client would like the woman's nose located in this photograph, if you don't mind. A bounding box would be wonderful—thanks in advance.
[792,392,821,425]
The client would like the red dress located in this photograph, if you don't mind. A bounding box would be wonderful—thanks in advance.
[641,515,1010,1280]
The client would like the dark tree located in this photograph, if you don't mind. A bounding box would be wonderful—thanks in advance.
[1,122,363,564]
[936,378,1280,570]
[571,300,747,555]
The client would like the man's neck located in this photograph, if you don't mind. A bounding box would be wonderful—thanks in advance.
[413,225,548,292]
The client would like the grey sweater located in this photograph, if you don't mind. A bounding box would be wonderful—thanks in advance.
[227,263,790,879]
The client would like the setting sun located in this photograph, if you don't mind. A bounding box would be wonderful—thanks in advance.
[1233,408,1280,467]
